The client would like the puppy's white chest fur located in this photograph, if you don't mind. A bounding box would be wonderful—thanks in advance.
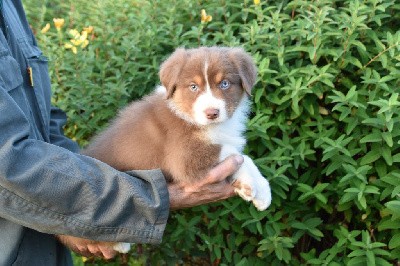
[204,97,272,212]
[205,96,249,153]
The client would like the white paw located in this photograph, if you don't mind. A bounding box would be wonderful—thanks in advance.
[232,155,272,211]
[113,242,131,253]
[252,178,272,211]
[234,182,256,202]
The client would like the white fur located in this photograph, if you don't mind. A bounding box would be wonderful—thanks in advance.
[204,61,211,92]
[155,85,167,95]
[207,96,272,211]
[233,155,272,211]
[193,91,227,125]
[113,242,131,253]
[207,96,249,151]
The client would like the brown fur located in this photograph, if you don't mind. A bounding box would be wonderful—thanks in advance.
[83,47,257,183]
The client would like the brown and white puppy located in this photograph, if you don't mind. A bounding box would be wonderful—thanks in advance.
[84,47,271,251]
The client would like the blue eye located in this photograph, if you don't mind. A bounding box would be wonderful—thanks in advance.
[219,80,230,90]
[189,84,199,92]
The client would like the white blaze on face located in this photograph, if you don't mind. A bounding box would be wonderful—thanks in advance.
[192,61,227,125]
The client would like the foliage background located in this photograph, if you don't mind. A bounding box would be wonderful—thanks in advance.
[24,0,400,265]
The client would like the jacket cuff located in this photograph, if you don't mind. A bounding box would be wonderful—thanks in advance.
[124,169,170,244]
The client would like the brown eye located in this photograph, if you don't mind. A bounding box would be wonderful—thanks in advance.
[189,84,199,92]
[219,80,230,90]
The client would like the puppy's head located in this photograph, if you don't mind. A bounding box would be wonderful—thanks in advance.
[159,47,257,126]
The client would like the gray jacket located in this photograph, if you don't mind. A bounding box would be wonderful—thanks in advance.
[0,0,169,265]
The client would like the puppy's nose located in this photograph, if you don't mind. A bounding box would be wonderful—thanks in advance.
[205,108,220,120]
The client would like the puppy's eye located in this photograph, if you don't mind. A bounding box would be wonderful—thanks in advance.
[189,84,199,92]
[219,80,230,90]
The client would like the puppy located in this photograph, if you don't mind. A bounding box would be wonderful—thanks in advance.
[84,47,272,251]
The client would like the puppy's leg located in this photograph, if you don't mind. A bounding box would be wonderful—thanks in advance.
[113,242,131,253]
[220,146,272,211]
[232,156,271,211]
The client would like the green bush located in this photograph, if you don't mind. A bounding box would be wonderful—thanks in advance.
[25,0,400,265]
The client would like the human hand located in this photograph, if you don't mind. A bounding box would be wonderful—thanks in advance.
[55,235,117,259]
[168,155,244,209]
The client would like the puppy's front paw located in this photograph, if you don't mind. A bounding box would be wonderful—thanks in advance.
[252,178,272,211]
[233,155,272,211]
[113,242,131,253]
[233,181,255,202]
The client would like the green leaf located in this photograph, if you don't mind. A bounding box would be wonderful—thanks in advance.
[381,146,393,166]
[360,150,381,165]
[359,132,382,143]
[366,250,376,266]
[388,233,400,249]
[393,153,400,163]
[386,200,400,219]
[214,246,221,259]
[378,219,400,230]
[381,132,393,147]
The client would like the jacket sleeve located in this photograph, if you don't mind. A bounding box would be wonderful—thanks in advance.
[0,87,170,244]
[49,106,80,153]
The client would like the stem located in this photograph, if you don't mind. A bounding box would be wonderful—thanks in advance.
[340,29,350,69]
[362,42,400,69]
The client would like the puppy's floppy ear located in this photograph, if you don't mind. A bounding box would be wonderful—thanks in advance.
[229,48,257,96]
[159,48,187,99]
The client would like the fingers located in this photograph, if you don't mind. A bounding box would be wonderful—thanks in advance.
[77,243,116,259]
[87,244,103,258]
[168,155,243,209]
[205,155,243,183]
[210,179,236,199]
[98,244,118,260]
[55,235,117,260]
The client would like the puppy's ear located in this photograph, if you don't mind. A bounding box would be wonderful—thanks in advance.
[230,48,257,96]
[159,48,187,99]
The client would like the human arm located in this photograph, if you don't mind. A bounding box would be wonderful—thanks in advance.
[0,86,169,244]
[56,155,243,258]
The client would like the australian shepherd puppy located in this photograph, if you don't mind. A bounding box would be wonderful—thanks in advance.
[84,46,271,213]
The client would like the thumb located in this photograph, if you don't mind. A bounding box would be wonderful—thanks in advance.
[205,155,243,183]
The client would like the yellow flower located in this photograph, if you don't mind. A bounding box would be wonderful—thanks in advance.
[81,39,89,48]
[40,23,50,34]
[53,18,65,31]
[201,9,212,23]
[254,0,261,5]
[69,30,89,47]
[64,43,78,54]
[80,30,88,41]
[65,27,90,53]
[68,29,80,39]
[83,26,94,34]
[70,39,83,46]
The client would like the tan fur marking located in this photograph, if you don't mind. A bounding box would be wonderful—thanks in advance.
[193,75,203,87]
[214,72,224,84]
